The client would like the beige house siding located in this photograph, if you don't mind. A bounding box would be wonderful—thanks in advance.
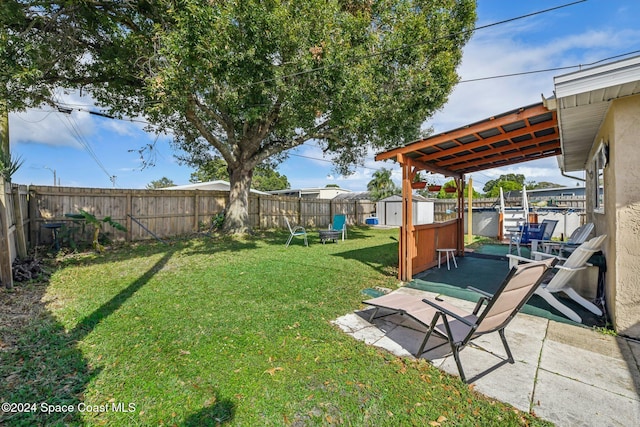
[590,95,640,337]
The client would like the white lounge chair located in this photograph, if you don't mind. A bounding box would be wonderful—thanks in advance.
[507,234,606,323]
[542,222,594,256]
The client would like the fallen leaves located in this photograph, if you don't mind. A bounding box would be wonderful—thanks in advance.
[264,366,283,376]
[429,415,448,426]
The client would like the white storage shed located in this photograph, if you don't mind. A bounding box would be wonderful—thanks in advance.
[376,195,434,226]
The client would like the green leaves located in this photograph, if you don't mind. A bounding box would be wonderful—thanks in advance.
[5,1,477,231]
[0,146,24,181]
[367,168,400,201]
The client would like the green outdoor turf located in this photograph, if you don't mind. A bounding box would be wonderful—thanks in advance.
[411,255,604,327]
[0,228,553,426]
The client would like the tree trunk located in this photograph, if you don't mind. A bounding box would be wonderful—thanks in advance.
[223,166,253,234]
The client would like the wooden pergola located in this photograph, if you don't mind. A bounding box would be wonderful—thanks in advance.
[375,102,560,281]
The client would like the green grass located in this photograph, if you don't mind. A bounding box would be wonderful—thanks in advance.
[1,227,552,426]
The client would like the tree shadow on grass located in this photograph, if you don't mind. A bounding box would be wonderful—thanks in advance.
[182,396,236,426]
[331,240,399,277]
[0,281,97,426]
[51,234,258,270]
[70,250,174,339]
[0,250,175,425]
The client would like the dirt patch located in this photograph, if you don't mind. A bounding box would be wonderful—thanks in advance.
[0,281,49,353]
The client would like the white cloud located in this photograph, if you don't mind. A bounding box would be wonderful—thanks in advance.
[10,108,92,148]
[9,90,100,148]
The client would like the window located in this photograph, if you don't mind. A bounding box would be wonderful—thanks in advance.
[593,142,607,213]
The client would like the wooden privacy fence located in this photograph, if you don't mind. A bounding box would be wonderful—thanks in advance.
[0,182,29,288]
[28,185,376,247]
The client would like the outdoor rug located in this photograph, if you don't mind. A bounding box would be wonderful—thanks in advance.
[410,255,606,327]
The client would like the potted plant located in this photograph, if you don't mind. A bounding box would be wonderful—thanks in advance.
[444,185,458,193]
[427,184,442,192]
[411,172,427,189]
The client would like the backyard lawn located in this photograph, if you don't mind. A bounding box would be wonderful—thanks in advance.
[0,227,552,426]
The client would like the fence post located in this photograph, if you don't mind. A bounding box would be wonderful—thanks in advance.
[11,185,27,258]
[194,193,199,231]
[0,179,13,288]
[257,194,262,229]
[126,192,133,242]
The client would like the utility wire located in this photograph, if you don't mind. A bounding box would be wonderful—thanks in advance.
[40,44,637,183]
[460,49,640,83]
[245,0,588,88]
[51,92,117,186]
[32,0,611,181]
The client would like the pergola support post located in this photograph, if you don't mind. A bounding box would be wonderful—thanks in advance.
[398,154,415,282]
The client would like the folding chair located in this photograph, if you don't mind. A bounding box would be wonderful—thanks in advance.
[363,258,557,382]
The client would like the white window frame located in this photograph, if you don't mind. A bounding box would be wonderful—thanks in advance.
[593,141,607,214]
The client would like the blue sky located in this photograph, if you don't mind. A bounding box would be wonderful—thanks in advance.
[9,0,640,192]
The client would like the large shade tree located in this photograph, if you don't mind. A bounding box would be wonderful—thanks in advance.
[2,0,476,233]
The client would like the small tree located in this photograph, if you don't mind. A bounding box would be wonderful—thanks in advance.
[0,147,24,182]
[76,210,127,253]
[146,177,176,189]
[367,168,399,201]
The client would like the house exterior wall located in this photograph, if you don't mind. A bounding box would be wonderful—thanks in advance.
[590,95,640,338]
[317,188,351,199]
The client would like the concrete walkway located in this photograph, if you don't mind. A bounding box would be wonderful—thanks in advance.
[333,287,640,427]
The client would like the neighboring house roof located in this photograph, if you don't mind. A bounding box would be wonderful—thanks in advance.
[502,186,585,199]
[333,191,374,201]
[553,55,640,172]
[163,180,270,195]
[268,187,351,198]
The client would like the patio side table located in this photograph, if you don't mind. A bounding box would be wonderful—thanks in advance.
[436,248,458,270]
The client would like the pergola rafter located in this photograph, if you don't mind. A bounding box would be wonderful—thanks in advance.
[375,102,559,281]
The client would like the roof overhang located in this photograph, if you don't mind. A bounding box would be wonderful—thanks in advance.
[375,102,560,177]
[554,55,640,172]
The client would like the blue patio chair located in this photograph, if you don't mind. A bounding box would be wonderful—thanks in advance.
[510,219,558,256]
[329,214,347,241]
[508,222,540,256]
[529,219,559,254]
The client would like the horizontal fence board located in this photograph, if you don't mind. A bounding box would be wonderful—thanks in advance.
[22,185,586,248]
[26,186,378,247]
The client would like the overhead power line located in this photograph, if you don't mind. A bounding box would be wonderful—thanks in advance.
[460,50,640,83]
[245,0,588,88]
[51,92,117,186]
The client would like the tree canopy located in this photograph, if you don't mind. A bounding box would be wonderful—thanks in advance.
[367,168,399,201]
[482,174,563,197]
[3,1,476,232]
[146,177,175,189]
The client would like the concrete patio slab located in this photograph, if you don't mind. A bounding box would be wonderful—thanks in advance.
[533,369,640,427]
[335,287,640,427]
